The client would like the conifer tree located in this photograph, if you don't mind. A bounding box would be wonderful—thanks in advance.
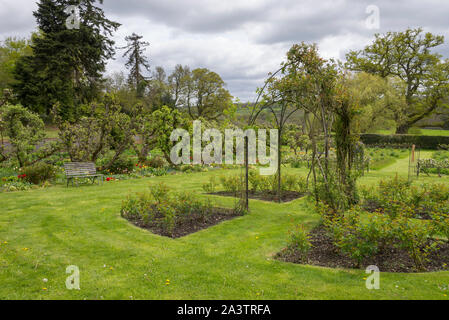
[13,0,120,119]
[121,33,151,96]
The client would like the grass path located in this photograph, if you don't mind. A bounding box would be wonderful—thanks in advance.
[0,160,448,300]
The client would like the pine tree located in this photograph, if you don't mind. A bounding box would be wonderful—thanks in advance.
[13,0,120,119]
[121,33,151,95]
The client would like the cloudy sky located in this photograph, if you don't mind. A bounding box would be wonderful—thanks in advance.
[1,0,449,101]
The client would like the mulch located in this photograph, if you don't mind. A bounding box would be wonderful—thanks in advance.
[126,208,241,239]
[209,191,307,203]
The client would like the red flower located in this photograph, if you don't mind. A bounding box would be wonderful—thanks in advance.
[106,178,112,182]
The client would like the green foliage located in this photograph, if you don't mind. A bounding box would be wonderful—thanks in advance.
[349,73,405,133]
[430,204,449,241]
[325,208,389,266]
[418,157,449,176]
[202,176,218,193]
[284,124,311,155]
[13,0,120,118]
[366,148,408,170]
[0,37,32,97]
[144,105,188,163]
[360,133,449,150]
[20,162,56,185]
[347,28,449,134]
[54,95,137,166]
[219,171,308,195]
[121,33,151,92]
[220,175,242,194]
[98,154,134,175]
[179,68,234,121]
[284,225,312,262]
[389,215,437,271]
[352,178,449,270]
[0,177,33,192]
[323,205,437,271]
[0,104,46,167]
[146,155,167,169]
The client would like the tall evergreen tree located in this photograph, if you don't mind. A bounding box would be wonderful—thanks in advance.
[13,0,120,119]
[121,33,151,96]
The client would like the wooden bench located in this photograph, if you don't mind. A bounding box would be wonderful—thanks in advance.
[64,162,104,187]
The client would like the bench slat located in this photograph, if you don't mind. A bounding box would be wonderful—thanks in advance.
[64,162,101,177]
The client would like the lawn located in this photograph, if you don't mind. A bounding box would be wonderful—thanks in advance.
[1,126,59,143]
[375,128,449,136]
[0,155,448,300]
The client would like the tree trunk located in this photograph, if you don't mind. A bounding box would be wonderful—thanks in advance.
[396,123,410,134]
[277,130,282,203]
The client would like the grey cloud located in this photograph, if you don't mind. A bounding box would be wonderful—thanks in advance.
[1,0,449,101]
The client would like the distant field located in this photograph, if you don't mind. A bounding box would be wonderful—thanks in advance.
[375,128,449,136]
[2,126,59,142]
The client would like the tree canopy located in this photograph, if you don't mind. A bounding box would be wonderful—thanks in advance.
[13,0,120,119]
[346,28,449,133]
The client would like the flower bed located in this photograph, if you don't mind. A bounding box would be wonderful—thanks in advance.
[121,183,244,238]
[276,178,449,273]
[203,171,309,203]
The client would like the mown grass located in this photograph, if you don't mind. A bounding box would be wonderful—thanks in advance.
[0,157,448,300]
[2,126,59,143]
[375,128,449,136]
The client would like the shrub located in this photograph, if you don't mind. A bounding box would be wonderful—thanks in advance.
[323,199,440,270]
[390,215,437,271]
[430,204,449,242]
[220,175,241,194]
[285,225,312,262]
[376,176,412,217]
[121,183,218,237]
[248,170,308,194]
[0,104,46,167]
[20,162,56,185]
[360,134,449,150]
[147,155,166,169]
[0,176,33,192]
[325,208,390,266]
[202,176,217,193]
[180,164,206,173]
[105,155,135,174]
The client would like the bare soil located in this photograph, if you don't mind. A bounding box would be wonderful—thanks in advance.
[209,191,307,203]
[125,208,241,239]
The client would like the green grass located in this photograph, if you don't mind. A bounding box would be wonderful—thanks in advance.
[375,128,449,136]
[0,158,449,300]
[367,148,409,170]
[2,126,59,142]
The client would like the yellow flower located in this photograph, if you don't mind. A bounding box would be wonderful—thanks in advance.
[110,267,114,270]
[22,248,29,251]
[42,288,47,291]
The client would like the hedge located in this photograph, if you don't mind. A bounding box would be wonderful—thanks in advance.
[360,134,449,150]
